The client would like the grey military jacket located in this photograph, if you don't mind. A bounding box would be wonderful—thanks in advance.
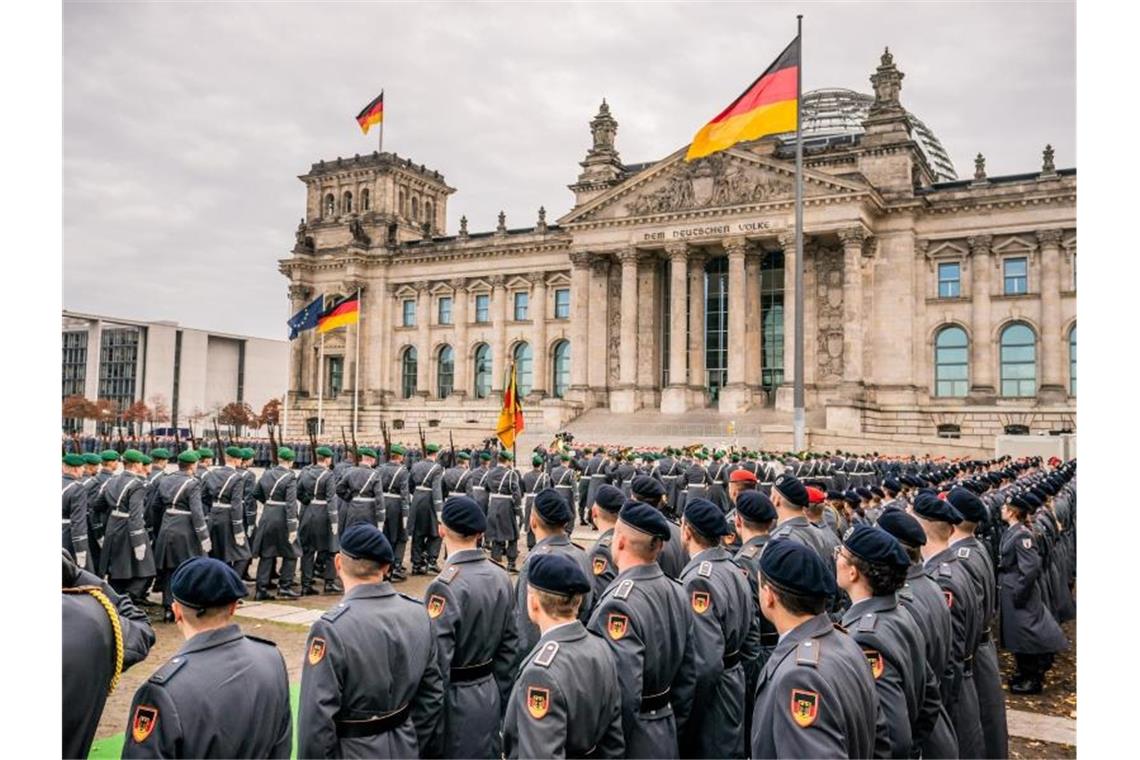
[997,522,1068,654]
[588,527,617,599]
[410,458,445,508]
[336,464,384,529]
[99,471,155,580]
[770,514,830,561]
[898,563,959,759]
[516,534,595,655]
[298,581,444,759]
[423,548,519,759]
[121,624,290,759]
[502,621,625,759]
[62,473,90,568]
[656,519,690,580]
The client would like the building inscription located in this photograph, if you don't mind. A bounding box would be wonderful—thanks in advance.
[639,219,778,243]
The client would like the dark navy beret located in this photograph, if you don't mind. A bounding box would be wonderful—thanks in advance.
[594,484,625,513]
[911,492,963,525]
[773,474,809,508]
[684,498,732,538]
[1022,493,1044,509]
[844,492,862,507]
[630,475,666,503]
[534,488,572,525]
[883,478,901,494]
[171,556,247,610]
[736,491,777,523]
[855,487,873,500]
[843,525,910,569]
[877,510,926,547]
[339,523,395,565]
[946,487,987,523]
[759,538,836,598]
[1009,494,1036,513]
[441,495,486,536]
[826,489,845,501]
[619,499,671,540]
[527,553,591,597]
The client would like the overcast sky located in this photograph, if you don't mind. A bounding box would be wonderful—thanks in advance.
[63,0,1075,339]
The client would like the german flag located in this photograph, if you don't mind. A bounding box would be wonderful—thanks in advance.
[317,294,360,333]
[685,36,799,161]
[496,362,525,449]
[356,91,384,135]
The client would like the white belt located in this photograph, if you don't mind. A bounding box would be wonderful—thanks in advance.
[472,486,486,492]
[167,508,192,515]
[62,518,71,525]
[415,486,433,492]
[266,500,288,506]
[211,504,232,510]
[590,474,605,478]
[351,497,374,502]
[310,500,329,505]
[111,510,131,518]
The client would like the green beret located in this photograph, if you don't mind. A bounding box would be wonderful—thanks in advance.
[83,453,102,465]
[123,449,145,464]
[63,453,85,467]
[479,451,492,461]
[559,453,571,461]
[100,450,120,462]
[457,451,471,461]
[224,446,243,459]
[140,454,153,466]
[315,446,334,458]
[240,447,254,460]
[278,447,295,461]
[178,450,200,464]
[197,447,214,459]
[532,454,544,466]
[499,450,514,461]
[357,447,377,459]
[425,443,441,454]
[150,448,170,460]
[389,444,406,456]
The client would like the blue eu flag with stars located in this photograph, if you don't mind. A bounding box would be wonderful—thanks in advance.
[288,295,324,340]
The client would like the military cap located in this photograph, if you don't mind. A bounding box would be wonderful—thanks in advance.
[730,452,742,462]
[277,447,295,461]
[1023,492,1044,510]
[534,488,572,525]
[425,443,441,454]
[224,445,243,458]
[594,484,625,513]
[684,498,732,538]
[63,453,85,467]
[197,447,215,459]
[855,487,873,501]
[100,450,120,462]
[315,446,334,458]
[759,538,836,598]
[479,450,493,461]
[240,447,255,460]
[911,492,962,524]
[806,486,826,505]
[171,556,247,612]
[178,450,200,464]
[1008,494,1036,514]
[883,478,901,494]
[946,487,987,523]
[630,474,666,503]
[870,486,885,499]
[83,453,102,465]
[736,490,777,523]
[499,450,514,461]
[389,443,406,456]
[441,495,486,536]
[878,510,926,548]
[826,489,845,501]
[773,473,809,508]
[527,553,591,597]
[339,523,394,565]
[729,468,758,484]
[122,449,145,464]
[619,499,671,540]
[712,449,724,460]
[532,454,544,466]
[357,447,378,459]
[140,454,153,466]
[558,452,571,462]
[844,492,862,507]
[150,448,171,460]
[843,525,910,569]
[457,451,471,461]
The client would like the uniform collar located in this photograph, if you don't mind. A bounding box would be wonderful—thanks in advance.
[776,514,810,529]
[612,561,663,584]
[768,613,833,666]
[177,623,245,655]
[923,545,958,570]
[906,561,929,580]
[842,593,898,625]
[446,548,486,565]
[683,544,730,573]
[344,580,397,601]
[742,534,769,550]
[534,533,571,550]
[539,620,587,644]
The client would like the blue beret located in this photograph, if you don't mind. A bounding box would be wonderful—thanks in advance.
[773,474,808,508]
[630,475,666,503]
[684,498,731,538]
[736,491,777,523]
[339,523,394,565]
[911,492,963,525]
[594,484,625,513]
[171,556,247,610]
[946,487,987,523]
[1009,494,1036,514]
[877,510,926,547]
[534,488,572,525]
[619,499,671,540]
[441,495,486,536]
[527,553,591,597]
[843,525,910,569]
[883,478,901,493]
[759,538,836,598]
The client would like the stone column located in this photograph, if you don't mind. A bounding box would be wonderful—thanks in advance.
[529,272,548,398]
[364,266,389,402]
[661,242,690,414]
[611,248,640,413]
[587,255,611,393]
[415,283,431,398]
[1037,228,1065,401]
[776,233,797,411]
[719,236,751,413]
[450,278,469,400]
[384,284,398,400]
[490,274,507,397]
[287,284,312,398]
[688,251,707,405]
[568,252,591,396]
[838,227,866,391]
[745,251,763,397]
[967,235,995,399]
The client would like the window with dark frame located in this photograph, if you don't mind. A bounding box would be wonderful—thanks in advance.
[475,293,490,323]
[513,291,529,321]
[937,262,961,298]
[438,296,453,325]
[554,288,570,319]
[1003,257,1028,295]
[402,299,416,327]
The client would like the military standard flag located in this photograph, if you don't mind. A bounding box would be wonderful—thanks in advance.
[496,362,525,449]
[685,36,800,161]
[287,295,324,340]
[356,91,384,135]
[317,294,360,333]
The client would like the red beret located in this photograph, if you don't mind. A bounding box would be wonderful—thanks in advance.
[806,486,826,505]
[729,469,758,483]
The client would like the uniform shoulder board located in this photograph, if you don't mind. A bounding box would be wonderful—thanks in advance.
[439,565,460,585]
[698,561,713,578]
[399,592,423,604]
[614,579,635,600]
[148,656,187,685]
[322,604,350,623]
[571,541,586,551]
[795,638,821,668]
[534,641,560,668]
[598,535,613,548]
[667,517,681,527]
[857,612,877,632]
[956,547,970,559]
[244,634,278,647]
[739,545,759,560]
[938,563,953,578]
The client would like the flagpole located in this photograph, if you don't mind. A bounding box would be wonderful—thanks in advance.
[792,13,806,453]
[282,295,291,442]
[378,91,384,153]
[353,287,361,439]
[317,331,326,437]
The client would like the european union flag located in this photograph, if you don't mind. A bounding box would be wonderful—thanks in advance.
[288,295,324,340]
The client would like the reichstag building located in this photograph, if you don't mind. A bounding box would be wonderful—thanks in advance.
[279,50,1075,450]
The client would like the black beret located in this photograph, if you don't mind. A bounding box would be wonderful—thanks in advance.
[441,495,486,536]
[736,491,777,523]
[339,523,394,565]
[870,487,885,499]
[911,492,963,525]
[844,492,862,507]
[855,487,873,500]
[759,538,836,598]
[1023,493,1044,510]
[171,556,247,611]
[630,475,666,503]
[527,553,591,597]
[773,474,809,508]
[534,488,572,525]
[843,525,910,569]
[683,498,732,538]
[877,510,927,548]
[594,484,625,513]
[825,489,844,501]
[883,478,901,494]
[619,499,671,540]
[946,487,987,523]
[1009,494,1036,514]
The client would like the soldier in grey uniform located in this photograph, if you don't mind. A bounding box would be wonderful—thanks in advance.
[579,447,607,527]
[441,450,473,498]
[630,475,689,579]
[409,443,445,574]
[153,450,211,621]
[298,524,444,758]
[98,449,156,603]
[550,452,578,518]
[336,447,384,533]
[587,484,625,598]
[503,553,625,759]
[677,498,754,759]
[299,446,342,595]
[750,539,888,759]
[521,453,552,551]
[252,446,301,600]
[121,557,291,758]
[486,450,523,571]
[378,444,413,581]
[707,452,731,513]
[424,496,519,758]
[682,453,711,505]
[201,445,251,572]
[62,453,92,572]
[86,450,120,573]
[586,500,698,758]
[470,450,494,514]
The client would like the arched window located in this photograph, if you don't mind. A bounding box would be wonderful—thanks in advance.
[425,200,434,231]
[1000,323,1036,397]
[324,193,335,218]
[473,343,491,399]
[361,188,370,212]
[411,197,419,221]
[437,345,454,399]
[513,342,533,397]
[933,326,968,397]
[1068,325,1076,396]
[552,340,570,399]
[401,347,417,399]
[343,191,353,214]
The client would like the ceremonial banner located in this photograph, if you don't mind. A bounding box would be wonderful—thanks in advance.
[496,362,525,449]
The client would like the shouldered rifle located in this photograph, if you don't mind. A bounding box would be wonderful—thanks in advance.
[418,422,427,460]
[379,420,390,463]
[188,421,199,451]
[341,426,355,465]
[214,418,225,464]
[268,424,279,466]
[449,431,456,468]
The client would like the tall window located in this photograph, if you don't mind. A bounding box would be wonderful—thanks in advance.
[1000,323,1036,397]
[437,345,454,399]
[62,331,87,398]
[425,201,433,230]
[324,193,335,217]
[704,257,728,398]
[1069,325,1076,396]
[343,191,353,214]
[552,340,570,398]
[401,347,418,399]
[933,326,968,397]
[554,288,570,319]
[473,343,491,399]
[937,262,961,298]
[475,293,490,323]
[438,296,453,325]
[327,356,344,398]
[411,197,419,221]
[513,342,533,397]
[402,299,416,327]
[1003,257,1028,295]
[761,250,785,389]
[361,188,370,211]
[514,292,529,321]
[99,328,139,417]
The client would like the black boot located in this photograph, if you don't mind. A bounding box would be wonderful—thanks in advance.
[163,607,175,623]
[324,581,344,595]
[254,590,276,601]
[278,587,300,599]
[301,586,320,596]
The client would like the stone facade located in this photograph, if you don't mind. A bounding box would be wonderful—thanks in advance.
[279,50,1075,451]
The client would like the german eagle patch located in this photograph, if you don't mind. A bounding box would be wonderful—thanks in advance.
[691,591,711,615]
[790,688,819,728]
[427,595,446,619]
[607,613,628,640]
[307,637,327,666]
[131,704,158,743]
[863,648,885,680]
[943,590,954,609]
[527,686,550,719]
[592,557,607,576]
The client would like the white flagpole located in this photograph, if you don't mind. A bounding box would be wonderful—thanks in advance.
[317,331,326,436]
[353,288,361,439]
[792,14,806,453]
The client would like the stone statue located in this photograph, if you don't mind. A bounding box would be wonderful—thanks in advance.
[974,153,987,181]
[294,218,314,253]
[1042,144,1055,174]
[459,215,469,237]
[497,211,507,233]
[349,216,371,246]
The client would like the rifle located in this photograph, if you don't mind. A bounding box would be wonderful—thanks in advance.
[341,426,355,465]
[308,421,319,464]
[188,420,199,451]
[417,422,427,460]
[174,425,182,455]
[117,426,126,454]
[213,418,225,464]
[449,431,456,469]
[379,420,390,463]
[268,423,279,466]
[149,422,157,456]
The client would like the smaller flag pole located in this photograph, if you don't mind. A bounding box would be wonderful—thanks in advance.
[378,91,384,152]
[793,13,806,453]
[511,361,518,465]
[353,287,361,439]
[317,331,326,436]
[282,295,291,440]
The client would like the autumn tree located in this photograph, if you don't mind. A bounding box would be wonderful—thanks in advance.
[146,395,171,433]
[218,401,255,438]
[122,400,150,438]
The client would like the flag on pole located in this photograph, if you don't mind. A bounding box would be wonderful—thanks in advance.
[496,362,525,449]
[356,91,384,135]
[287,294,324,340]
[317,294,360,333]
[684,36,800,161]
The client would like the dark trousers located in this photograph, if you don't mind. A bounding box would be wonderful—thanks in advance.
[110,576,153,605]
[383,501,408,569]
[256,556,297,593]
[410,531,441,570]
[231,558,251,580]
[1014,652,1055,680]
[490,539,518,565]
[301,550,335,589]
[158,569,174,611]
